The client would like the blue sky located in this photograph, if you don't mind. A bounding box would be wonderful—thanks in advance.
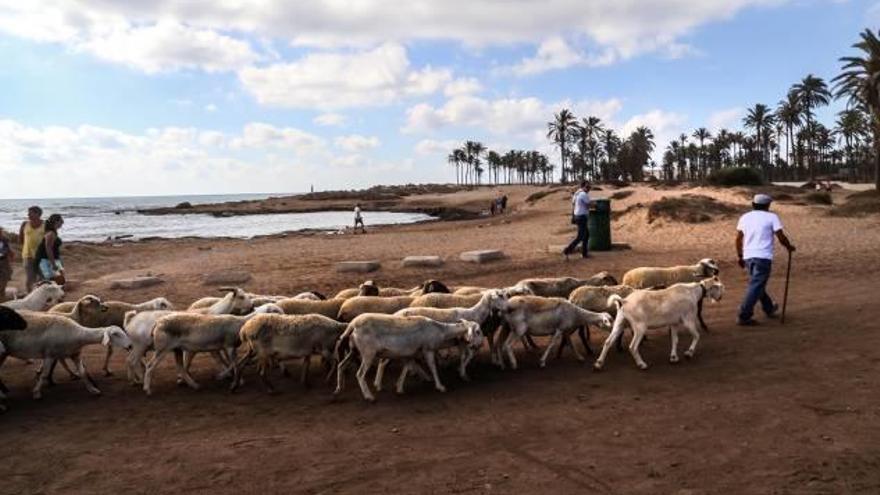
[0,0,875,198]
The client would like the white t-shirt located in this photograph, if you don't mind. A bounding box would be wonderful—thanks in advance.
[354,206,362,219]
[737,210,783,260]
[572,190,590,216]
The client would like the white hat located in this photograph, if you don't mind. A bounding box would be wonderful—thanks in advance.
[752,194,772,205]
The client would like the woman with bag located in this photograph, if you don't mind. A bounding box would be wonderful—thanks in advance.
[34,214,65,285]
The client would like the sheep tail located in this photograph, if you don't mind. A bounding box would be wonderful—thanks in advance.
[607,294,624,311]
[334,323,355,365]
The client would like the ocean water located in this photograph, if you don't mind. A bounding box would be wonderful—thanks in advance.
[0,194,434,242]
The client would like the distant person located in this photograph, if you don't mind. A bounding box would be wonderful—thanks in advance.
[0,227,13,302]
[490,199,497,216]
[18,205,45,291]
[354,203,366,234]
[500,195,508,213]
[34,214,65,285]
[563,181,591,260]
[735,194,796,326]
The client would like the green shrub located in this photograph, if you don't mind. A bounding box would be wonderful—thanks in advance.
[707,167,764,187]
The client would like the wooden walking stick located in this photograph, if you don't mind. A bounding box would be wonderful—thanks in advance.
[781,249,793,324]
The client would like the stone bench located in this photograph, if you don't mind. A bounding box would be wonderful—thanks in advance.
[459,249,505,263]
[109,276,164,290]
[337,260,381,273]
[402,256,444,268]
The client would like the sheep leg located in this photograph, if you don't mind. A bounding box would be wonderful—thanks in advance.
[523,335,540,352]
[101,346,114,376]
[126,344,148,385]
[257,357,276,394]
[594,315,627,370]
[539,331,565,368]
[178,351,201,390]
[628,324,649,370]
[683,317,700,359]
[75,355,101,395]
[567,331,588,362]
[502,327,521,370]
[0,354,8,397]
[458,347,474,381]
[143,348,172,395]
[33,357,55,399]
[300,356,311,388]
[212,351,233,381]
[355,351,377,402]
[578,326,594,356]
[374,358,389,392]
[226,346,240,392]
[395,361,412,394]
[333,350,355,396]
[669,325,681,364]
[423,351,446,393]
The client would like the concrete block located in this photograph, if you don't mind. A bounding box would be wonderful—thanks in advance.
[402,256,444,268]
[337,261,381,273]
[459,249,504,263]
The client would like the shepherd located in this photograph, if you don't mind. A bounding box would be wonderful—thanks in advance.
[735,194,796,326]
[353,203,366,234]
[563,180,591,260]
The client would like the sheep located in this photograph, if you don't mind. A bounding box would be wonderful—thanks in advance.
[291,291,327,301]
[333,314,483,401]
[334,280,380,300]
[141,303,283,395]
[567,285,635,354]
[337,296,415,323]
[1,282,65,311]
[0,307,27,331]
[188,287,254,315]
[499,296,613,370]
[452,286,488,296]
[122,309,174,384]
[0,312,132,400]
[276,298,344,319]
[594,277,725,371]
[621,258,720,289]
[409,293,483,309]
[49,296,174,376]
[234,313,349,393]
[395,289,504,325]
[512,272,618,298]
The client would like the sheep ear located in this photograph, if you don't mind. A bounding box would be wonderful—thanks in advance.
[101,330,111,346]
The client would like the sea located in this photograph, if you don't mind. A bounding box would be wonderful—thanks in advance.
[0,193,434,242]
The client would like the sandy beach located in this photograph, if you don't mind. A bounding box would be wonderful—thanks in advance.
[2,183,880,494]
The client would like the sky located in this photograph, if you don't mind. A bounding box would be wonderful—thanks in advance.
[0,0,876,198]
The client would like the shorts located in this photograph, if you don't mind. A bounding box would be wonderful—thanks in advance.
[38,258,63,280]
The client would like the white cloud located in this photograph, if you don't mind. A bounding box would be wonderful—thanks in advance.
[404,95,623,137]
[444,77,483,97]
[507,37,618,76]
[707,107,744,132]
[204,103,218,112]
[621,109,689,159]
[79,21,260,73]
[0,1,791,74]
[314,113,348,127]
[335,134,381,152]
[238,43,454,109]
[415,139,461,155]
[229,122,324,152]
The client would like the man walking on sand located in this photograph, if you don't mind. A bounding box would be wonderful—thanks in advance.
[354,203,366,234]
[563,180,591,260]
[735,194,796,326]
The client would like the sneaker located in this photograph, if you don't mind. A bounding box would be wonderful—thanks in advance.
[736,319,759,326]
[765,304,780,319]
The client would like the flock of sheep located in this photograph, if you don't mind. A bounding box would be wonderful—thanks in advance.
[0,258,723,407]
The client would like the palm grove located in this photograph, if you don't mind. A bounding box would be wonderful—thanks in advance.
[447,29,880,190]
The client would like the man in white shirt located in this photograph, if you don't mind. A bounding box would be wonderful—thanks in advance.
[735,194,796,325]
[563,181,591,260]
[354,203,365,233]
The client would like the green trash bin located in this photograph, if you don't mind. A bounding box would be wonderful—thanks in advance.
[588,199,612,251]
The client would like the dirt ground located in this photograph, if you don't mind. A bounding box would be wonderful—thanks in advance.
[2,184,880,494]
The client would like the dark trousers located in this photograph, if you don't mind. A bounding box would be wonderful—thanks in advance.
[738,258,775,322]
[564,215,589,257]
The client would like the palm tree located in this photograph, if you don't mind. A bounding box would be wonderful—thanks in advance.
[486,150,502,184]
[692,127,712,179]
[602,129,621,180]
[580,116,605,180]
[792,74,832,180]
[743,104,776,176]
[776,91,803,175]
[626,126,655,181]
[835,108,869,179]
[834,29,880,190]
[547,109,577,183]
[463,140,486,185]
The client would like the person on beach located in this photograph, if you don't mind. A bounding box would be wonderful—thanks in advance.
[563,181,591,260]
[34,214,65,285]
[18,205,44,292]
[0,227,14,302]
[354,203,366,234]
[735,194,796,326]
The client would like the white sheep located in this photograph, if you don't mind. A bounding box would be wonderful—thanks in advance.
[276,298,344,319]
[621,258,719,289]
[1,282,65,312]
[0,311,131,400]
[235,313,349,393]
[189,287,254,315]
[594,277,725,371]
[337,296,415,322]
[141,303,282,395]
[512,272,618,298]
[499,296,612,369]
[566,285,635,354]
[334,314,483,401]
